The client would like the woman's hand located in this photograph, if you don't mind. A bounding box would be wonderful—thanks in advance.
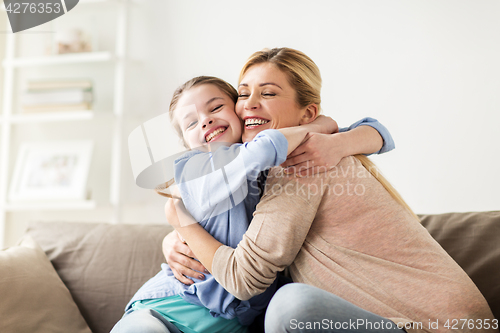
[163,200,207,284]
[282,132,348,177]
[162,231,208,285]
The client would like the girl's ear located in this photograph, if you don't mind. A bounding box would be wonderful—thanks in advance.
[299,104,319,125]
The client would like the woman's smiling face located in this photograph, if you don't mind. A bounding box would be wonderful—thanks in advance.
[236,63,307,142]
[174,84,242,149]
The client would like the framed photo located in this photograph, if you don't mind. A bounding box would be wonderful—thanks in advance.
[9,141,93,202]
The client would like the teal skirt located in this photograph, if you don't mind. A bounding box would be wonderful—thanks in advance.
[131,296,248,333]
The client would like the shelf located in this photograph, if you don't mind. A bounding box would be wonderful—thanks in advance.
[2,52,114,68]
[10,110,96,123]
[5,200,97,211]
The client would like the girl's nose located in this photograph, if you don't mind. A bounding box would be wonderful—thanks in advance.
[202,119,213,129]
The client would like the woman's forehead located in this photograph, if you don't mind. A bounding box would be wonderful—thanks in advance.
[239,63,290,87]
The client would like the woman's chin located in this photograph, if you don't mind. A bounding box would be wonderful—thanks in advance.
[242,124,270,142]
[242,133,254,143]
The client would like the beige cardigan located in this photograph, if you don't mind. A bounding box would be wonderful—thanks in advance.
[212,156,496,333]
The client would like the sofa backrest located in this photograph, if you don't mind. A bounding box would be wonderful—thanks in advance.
[419,211,500,320]
[25,211,500,332]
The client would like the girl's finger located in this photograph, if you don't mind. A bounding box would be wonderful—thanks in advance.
[285,159,314,175]
[296,165,330,177]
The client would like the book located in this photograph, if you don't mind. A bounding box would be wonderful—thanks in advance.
[22,88,93,105]
[27,79,93,90]
[21,103,92,113]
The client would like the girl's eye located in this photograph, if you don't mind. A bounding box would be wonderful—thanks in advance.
[211,105,223,112]
[238,93,249,98]
[263,93,276,97]
[186,120,198,129]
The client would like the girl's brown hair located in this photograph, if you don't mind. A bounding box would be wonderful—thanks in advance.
[157,76,238,198]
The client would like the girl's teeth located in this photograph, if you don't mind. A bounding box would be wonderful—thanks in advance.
[206,127,226,142]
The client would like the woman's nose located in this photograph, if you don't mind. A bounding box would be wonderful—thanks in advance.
[245,94,260,110]
[202,118,213,129]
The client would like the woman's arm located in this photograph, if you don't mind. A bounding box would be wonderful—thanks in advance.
[167,173,323,300]
[281,117,394,177]
[165,199,222,272]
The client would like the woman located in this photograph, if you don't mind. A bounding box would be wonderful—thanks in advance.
[164,47,495,333]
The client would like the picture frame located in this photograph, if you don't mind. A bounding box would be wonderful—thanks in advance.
[8,141,93,202]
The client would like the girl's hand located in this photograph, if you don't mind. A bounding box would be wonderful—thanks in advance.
[281,132,347,177]
[162,229,208,285]
[309,115,338,135]
[164,198,181,228]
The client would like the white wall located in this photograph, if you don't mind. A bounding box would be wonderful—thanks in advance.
[141,0,500,214]
[2,0,499,246]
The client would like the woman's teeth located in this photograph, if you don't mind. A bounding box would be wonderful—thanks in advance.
[245,118,269,128]
[206,127,227,142]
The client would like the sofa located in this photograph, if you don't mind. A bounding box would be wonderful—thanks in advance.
[1,211,499,333]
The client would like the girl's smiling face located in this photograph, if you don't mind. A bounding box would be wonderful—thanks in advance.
[236,63,307,142]
[174,84,242,149]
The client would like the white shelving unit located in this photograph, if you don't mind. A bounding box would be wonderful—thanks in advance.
[0,0,130,248]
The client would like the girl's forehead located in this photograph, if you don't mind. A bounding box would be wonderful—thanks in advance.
[177,84,225,108]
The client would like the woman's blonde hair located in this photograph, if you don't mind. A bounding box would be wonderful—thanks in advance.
[157,76,238,198]
[241,47,419,221]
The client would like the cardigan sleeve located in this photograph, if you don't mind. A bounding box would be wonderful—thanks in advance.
[211,171,325,300]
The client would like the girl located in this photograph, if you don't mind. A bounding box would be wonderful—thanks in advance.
[112,76,394,333]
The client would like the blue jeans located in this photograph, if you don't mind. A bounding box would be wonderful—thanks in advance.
[110,308,182,333]
[264,283,406,333]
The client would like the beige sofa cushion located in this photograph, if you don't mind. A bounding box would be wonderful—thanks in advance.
[26,221,173,333]
[420,211,500,319]
[0,236,91,333]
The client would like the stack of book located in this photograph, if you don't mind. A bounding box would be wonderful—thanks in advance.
[21,79,93,113]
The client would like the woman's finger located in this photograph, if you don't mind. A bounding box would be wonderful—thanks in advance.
[169,252,207,280]
[176,241,198,261]
[170,265,194,285]
[177,251,207,275]
[163,231,207,282]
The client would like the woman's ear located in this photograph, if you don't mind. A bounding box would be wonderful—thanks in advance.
[299,104,319,125]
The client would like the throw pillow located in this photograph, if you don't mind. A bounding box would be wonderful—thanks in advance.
[0,236,91,333]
